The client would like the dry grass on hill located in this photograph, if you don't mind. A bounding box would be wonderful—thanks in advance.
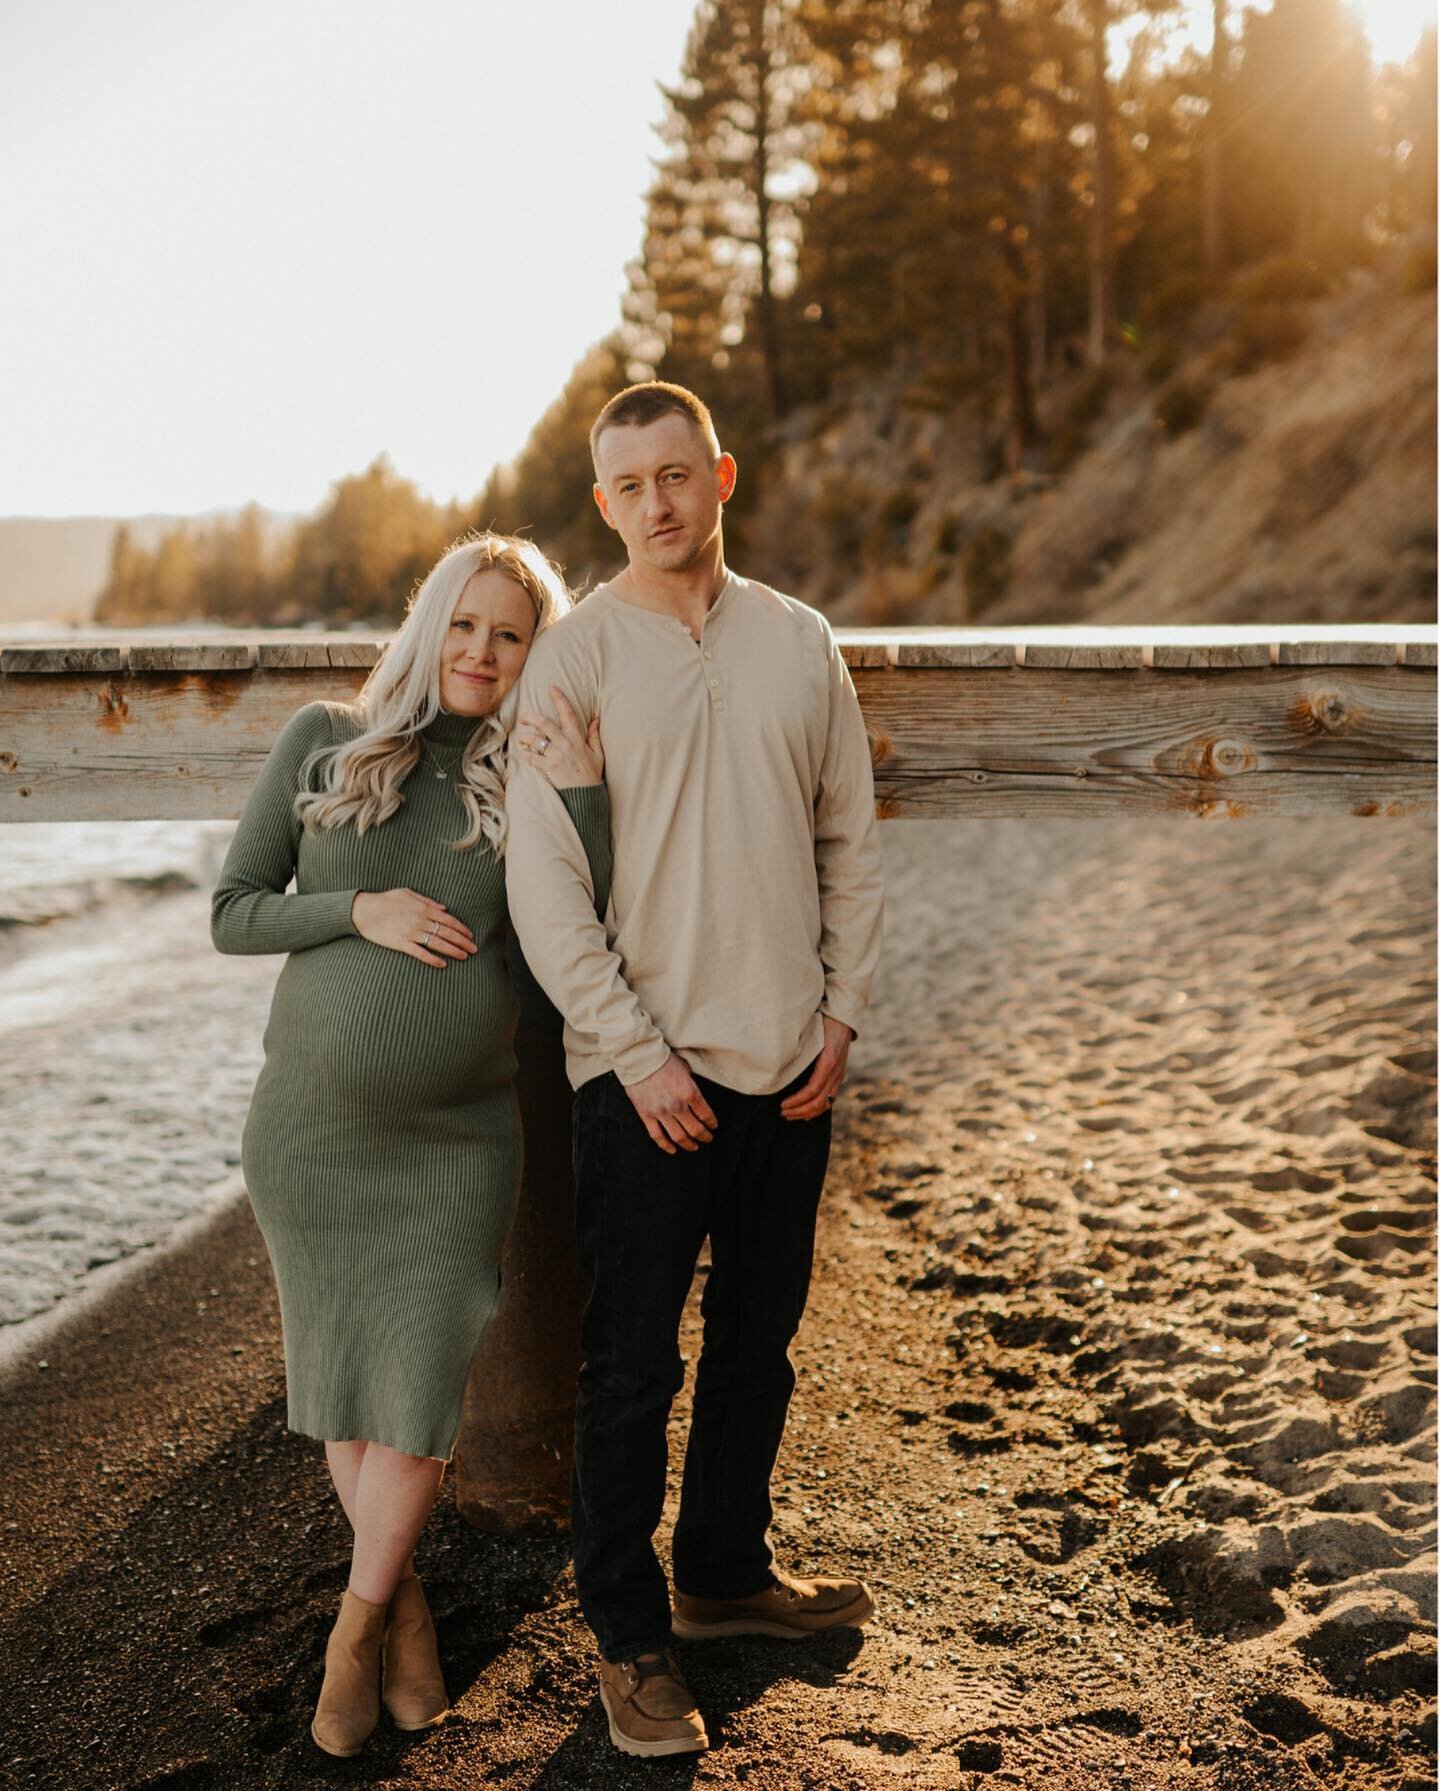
[747,266,1435,630]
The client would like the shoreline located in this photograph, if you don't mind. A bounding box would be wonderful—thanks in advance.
[0,1175,248,1383]
[0,885,277,1327]
[0,815,1433,1788]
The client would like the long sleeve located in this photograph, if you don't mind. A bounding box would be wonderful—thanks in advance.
[507,758,669,1085]
[211,703,361,955]
[505,634,669,1085]
[812,622,885,1036]
[555,783,613,922]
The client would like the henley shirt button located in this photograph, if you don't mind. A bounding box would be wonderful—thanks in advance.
[708,678,719,688]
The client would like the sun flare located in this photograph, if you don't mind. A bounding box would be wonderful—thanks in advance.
[1346,0,1436,65]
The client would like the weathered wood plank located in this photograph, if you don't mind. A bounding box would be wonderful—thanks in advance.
[324,640,384,669]
[889,640,1015,668]
[0,668,370,820]
[831,626,1425,662]
[128,644,257,673]
[255,641,337,669]
[870,767,1436,820]
[1,646,127,675]
[837,640,889,669]
[1147,643,1271,670]
[3,661,1432,822]
[249,638,384,671]
[854,666,1434,778]
[1402,641,1438,669]
[254,640,383,669]
[1275,639,1400,666]
[1018,644,1144,670]
[5,627,1430,669]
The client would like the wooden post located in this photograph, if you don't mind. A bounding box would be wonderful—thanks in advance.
[451,938,584,1531]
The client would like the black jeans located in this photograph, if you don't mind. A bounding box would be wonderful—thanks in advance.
[570,1066,832,1663]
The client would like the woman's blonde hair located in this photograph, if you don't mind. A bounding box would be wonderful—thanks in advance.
[294,531,570,855]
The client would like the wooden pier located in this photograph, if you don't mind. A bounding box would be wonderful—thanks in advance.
[2,625,1436,823]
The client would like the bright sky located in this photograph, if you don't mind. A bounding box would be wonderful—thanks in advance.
[0,0,695,518]
[1147,0,1434,61]
[1,0,1430,521]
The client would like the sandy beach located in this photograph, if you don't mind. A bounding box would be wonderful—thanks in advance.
[0,814,1433,1789]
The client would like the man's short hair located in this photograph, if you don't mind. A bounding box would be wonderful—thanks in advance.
[589,381,721,469]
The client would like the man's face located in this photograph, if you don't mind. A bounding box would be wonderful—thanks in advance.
[592,412,736,574]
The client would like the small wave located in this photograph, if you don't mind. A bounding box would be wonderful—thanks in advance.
[0,870,202,935]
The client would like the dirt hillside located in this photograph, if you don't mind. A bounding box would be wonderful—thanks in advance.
[743,267,1436,629]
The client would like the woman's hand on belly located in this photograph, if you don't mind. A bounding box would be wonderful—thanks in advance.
[350,889,477,968]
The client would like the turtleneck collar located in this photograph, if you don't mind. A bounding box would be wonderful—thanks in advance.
[422,708,484,750]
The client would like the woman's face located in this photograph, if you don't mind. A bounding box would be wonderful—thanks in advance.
[438,570,537,716]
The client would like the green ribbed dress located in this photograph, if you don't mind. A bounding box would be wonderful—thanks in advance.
[211,701,610,1461]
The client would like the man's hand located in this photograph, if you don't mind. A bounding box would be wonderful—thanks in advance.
[780,1016,854,1121]
[624,1052,719,1155]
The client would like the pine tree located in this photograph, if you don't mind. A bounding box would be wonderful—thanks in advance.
[799,0,1087,462]
[474,336,631,590]
[288,458,455,623]
[1227,0,1373,265]
[94,523,153,624]
[628,0,808,424]
[1201,0,1233,283]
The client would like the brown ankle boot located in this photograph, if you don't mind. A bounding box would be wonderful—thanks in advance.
[311,1589,387,1757]
[382,1574,449,1730]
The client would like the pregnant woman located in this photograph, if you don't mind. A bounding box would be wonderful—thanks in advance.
[211,532,606,1758]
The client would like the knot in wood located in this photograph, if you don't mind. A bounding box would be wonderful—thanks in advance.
[1289,687,1358,737]
[1181,735,1257,778]
[866,726,892,767]
[0,751,17,773]
[1209,737,1255,777]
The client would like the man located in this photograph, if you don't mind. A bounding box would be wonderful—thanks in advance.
[505,381,884,1759]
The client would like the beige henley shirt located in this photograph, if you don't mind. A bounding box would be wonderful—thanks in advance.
[504,572,884,1095]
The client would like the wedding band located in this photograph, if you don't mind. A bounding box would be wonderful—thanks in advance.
[536,736,550,755]
[423,924,437,946]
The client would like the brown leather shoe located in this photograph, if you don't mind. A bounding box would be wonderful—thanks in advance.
[382,1575,449,1730]
[672,1567,874,1641]
[598,1650,709,1757]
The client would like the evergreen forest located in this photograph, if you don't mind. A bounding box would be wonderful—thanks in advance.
[97,0,1437,627]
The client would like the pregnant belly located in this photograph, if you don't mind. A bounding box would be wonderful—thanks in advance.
[258,935,518,1113]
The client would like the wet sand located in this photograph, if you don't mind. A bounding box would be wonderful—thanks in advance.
[0,873,277,1326]
[0,816,1433,1789]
